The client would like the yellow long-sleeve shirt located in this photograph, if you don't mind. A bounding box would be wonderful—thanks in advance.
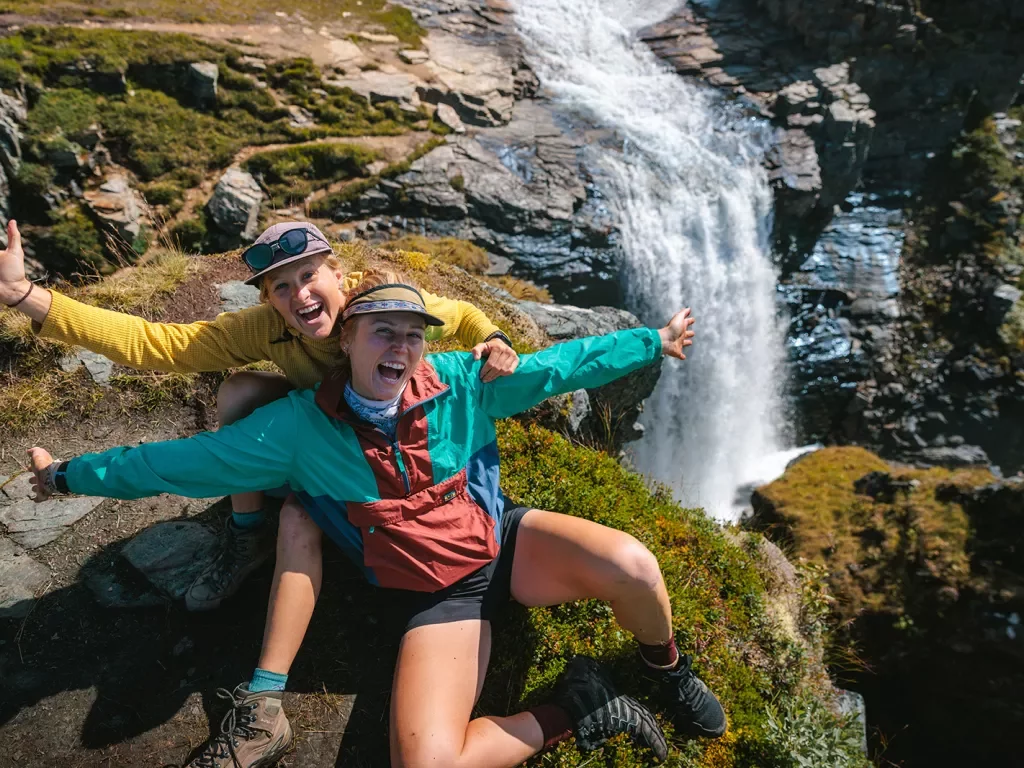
[37,273,501,389]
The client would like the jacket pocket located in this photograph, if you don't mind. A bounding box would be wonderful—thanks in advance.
[347,469,499,592]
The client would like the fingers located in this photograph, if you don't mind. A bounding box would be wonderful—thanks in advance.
[471,342,486,361]
[8,219,20,252]
[477,342,519,382]
[28,447,51,471]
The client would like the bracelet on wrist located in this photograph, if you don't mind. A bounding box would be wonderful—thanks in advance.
[4,282,33,309]
[485,330,514,348]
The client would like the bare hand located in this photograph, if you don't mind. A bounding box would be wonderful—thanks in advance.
[27,447,55,502]
[0,220,30,306]
[471,339,520,383]
[658,307,696,360]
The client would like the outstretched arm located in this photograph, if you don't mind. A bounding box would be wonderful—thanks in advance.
[1,220,273,372]
[28,397,299,502]
[478,308,695,420]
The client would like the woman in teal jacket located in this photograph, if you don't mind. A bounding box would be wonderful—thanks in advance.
[29,279,725,768]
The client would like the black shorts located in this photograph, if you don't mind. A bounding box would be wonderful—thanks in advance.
[390,505,531,633]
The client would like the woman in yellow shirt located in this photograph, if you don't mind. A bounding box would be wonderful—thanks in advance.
[0,220,519,707]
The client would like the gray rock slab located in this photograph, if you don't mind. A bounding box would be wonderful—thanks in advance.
[85,568,165,609]
[435,102,466,134]
[0,472,105,549]
[0,536,51,618]
[77,348,114,386]
[121,521,218,599]
[218,280,261,313]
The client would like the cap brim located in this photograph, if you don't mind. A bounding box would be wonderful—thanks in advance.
[344,306,445,326]
[243,246,334,286]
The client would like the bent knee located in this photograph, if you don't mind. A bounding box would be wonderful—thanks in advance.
[216,372,292,425]
[609,536,663,593]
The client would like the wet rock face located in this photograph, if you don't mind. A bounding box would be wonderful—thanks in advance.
[336,102,621,305]
[780,192,904,443]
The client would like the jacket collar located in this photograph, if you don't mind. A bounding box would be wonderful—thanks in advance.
[315,357,449,424]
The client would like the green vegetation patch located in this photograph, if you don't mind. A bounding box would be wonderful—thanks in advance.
[492,422,867,768]
[383,234,491,274]
[752,446,993,625]
[0,0,425,46]
[243,143,379,208]
[309,136,446,218]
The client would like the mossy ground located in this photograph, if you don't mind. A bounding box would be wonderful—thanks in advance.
[3,26,431,270]
[0,0,424,46]
[753,446,993,626]
[243,143,380,208]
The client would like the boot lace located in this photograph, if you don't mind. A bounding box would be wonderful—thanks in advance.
[191,689,261,768]
[669,654,706,711]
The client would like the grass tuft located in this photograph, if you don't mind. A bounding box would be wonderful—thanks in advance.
[243,143,379,208]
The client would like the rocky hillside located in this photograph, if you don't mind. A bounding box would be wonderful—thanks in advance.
[752,447,1024,766]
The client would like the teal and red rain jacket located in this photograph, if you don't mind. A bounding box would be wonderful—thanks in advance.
[64,327,664,592]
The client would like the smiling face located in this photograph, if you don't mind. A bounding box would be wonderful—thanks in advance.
[263,254,345,339]
[344,312,427,401]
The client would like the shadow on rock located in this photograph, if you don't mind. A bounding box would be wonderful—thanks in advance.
[0,499,541,767]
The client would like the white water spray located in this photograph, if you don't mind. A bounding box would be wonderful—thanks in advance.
[512,0,789,520]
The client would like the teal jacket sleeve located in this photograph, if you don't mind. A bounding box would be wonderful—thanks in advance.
[477,327,662,420]
[64,396,298,499]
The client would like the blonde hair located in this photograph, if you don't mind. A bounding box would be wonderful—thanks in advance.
[258,251,345,303]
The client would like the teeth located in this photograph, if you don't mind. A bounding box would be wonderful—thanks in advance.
[380,361,405,371]
[297,302,323,317]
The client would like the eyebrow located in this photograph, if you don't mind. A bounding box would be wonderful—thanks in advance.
[370,318,426,330]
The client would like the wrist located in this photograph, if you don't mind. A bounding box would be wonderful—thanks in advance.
[485,330,513,348]
[1,278,31,306]
[657,326,671,355]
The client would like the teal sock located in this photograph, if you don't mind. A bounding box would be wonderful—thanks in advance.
[232,510,266,530]
[249,668,288,693]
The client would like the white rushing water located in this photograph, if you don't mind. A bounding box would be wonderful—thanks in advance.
[512,0,789,520]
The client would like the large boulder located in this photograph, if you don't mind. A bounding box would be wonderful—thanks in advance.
[207,166,264,241]
[0,89,26,245]
[326,70,424,113]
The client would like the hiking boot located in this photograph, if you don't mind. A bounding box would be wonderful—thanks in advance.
[185,518,273,611]
[553,655,668,761]
[187,685,293,768]
[657,654,727,738]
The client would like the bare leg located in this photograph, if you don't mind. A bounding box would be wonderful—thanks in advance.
[216,371,294,515]
[510,509,673,644]
[257,494,323,674]
[389,620,544,768]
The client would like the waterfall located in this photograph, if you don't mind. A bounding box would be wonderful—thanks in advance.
[511,0,788,520]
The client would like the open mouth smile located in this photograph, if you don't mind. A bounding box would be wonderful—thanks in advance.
[377,360,406,383]
[296,302,324,323]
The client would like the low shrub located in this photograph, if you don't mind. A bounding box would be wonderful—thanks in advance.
[243,143,379,208]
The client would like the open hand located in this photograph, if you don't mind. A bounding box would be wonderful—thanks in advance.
[0,220,30,306]
[658,307,696,360]
[26,447,55,502]
[472,338,520,382]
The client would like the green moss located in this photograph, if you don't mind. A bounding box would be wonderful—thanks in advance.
[382,235,490,274]
[41,205,110,274]
[449,173,465,192]
[491,422,863,768]
[242,143,379,208]
[13,161,56,199]
[139,180,185,208]
[309,137,446,218]
[169,215,208,253]
[753,446,993,625]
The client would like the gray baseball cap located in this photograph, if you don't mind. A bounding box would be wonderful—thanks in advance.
[242,221,335,286]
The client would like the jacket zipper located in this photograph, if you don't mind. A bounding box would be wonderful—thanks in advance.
[390,436,411,496]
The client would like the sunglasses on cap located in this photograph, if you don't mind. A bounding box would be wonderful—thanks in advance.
[240,227,332,273]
